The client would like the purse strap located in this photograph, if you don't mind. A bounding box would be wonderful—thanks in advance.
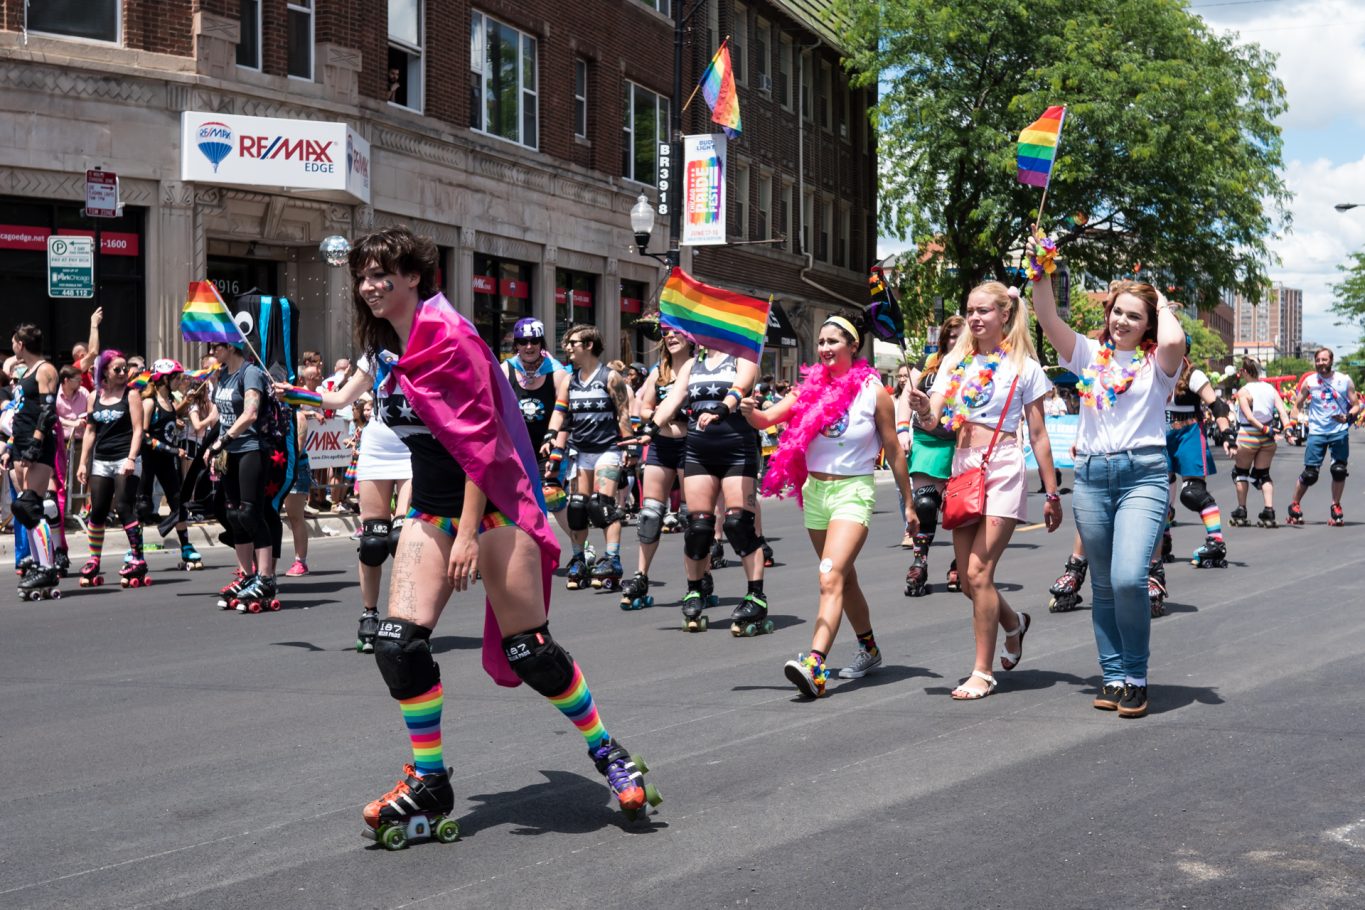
[981,374,1021,465]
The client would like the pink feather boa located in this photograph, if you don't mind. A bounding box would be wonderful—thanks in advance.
[762,359,880,505]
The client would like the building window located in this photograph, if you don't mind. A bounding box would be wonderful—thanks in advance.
[817,60,832,130]
[621,81,670,186]
[236,0,261,69]
[620,279,650,366]
[802,190,813,255]
[388,0,424,110]
[836,73,849,140]
[777,32,793,110]
[574,59,589,139]
[473,254,534,358]
[730,2,747,85]
[820,198,833,262]
[636,0,672,15]
[757,173,772,240]
[836,205,849,268]
[755,18,770,94]
[556,269,598,348]
[782,181,795,253]
[734,164,750,241]
[469,11,539,149]
[29,0,120,43]
[801,51,813,121]
[287,1,314,80]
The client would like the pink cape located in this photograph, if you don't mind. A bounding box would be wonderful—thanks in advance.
[395,295,560,687]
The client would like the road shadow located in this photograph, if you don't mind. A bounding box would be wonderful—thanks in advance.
[274,579,357,595]
[926,667,1090,697]
[825,662,941,698]
[455,769,665,838]
[272,640,328,652]
[430,634,481,653]
[1158,600,1198,616]
[655,611,804,634]
[1079,676,1225,715]
[284,598,341,610]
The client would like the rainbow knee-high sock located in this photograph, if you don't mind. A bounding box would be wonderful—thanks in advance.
[1201,505,1223,541]
[29,520,54,567]
[88,525,106,562]
[398,683,445,777]
[547,663,610,751]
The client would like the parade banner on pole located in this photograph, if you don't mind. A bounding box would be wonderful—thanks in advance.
[304,416,353,470]
[681,134,727,246]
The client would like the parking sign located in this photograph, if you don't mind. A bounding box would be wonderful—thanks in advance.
[47,236,95,298]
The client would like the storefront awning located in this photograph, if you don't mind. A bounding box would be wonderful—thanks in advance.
[766,303,799,349]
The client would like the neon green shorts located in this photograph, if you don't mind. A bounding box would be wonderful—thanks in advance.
[802,474,877,530]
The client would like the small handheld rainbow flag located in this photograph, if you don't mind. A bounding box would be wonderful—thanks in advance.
[1017,105,1066,188]
[699,41,742,138]
[659,267,769,361]
[127,371,152,391]
[180,280,242,344]
[183,363,221,385]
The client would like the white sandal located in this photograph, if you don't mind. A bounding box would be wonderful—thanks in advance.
[999,611,1032,671]
[951,670,997,700]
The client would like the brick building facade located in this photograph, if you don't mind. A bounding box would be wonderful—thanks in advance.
[0,1,873,377]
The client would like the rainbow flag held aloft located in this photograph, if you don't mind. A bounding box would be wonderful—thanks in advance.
[126,371,152,391]
[699,41,742,138]
[1017,105,1066,188]
[659,267,769,361]
[183,363,222,385]
[180,280,242,344]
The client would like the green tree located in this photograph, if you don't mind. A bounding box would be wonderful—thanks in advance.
[1330,250,1365,337]
[836,0,1289,312]
[1263,356,1312,379]
[1179,312,1228,371]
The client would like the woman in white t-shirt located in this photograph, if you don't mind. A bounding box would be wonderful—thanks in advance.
[1030,254,1185,719]
[1231,357,1292,527]
[746,314,914,698]
[907,281,1061,700]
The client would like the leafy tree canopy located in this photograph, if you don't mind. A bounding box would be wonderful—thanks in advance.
[1330,250,1365,338]
[840,0,1289,315]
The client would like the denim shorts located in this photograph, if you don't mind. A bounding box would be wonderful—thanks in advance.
[1304,432,1348,468]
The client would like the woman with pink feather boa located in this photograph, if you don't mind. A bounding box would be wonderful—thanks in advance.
[743,314,914,698]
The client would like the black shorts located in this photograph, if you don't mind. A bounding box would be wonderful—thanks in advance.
[646,433,687,471]
[13,432,58,468]
[684,429,759,479]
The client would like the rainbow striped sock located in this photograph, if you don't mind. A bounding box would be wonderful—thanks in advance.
[1201,505,1223,541]
[547,663,610,751]
[29,520,54,567]
[398,683,445,777]
[88,525,106,561]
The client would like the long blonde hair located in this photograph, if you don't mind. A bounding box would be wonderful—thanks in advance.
[941,281,1037,374]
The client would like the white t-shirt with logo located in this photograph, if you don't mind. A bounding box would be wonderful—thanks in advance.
[1299,371,1354,437]
[931,351,1051,435]
[805,376,883,476]
[1059,334,1179,454]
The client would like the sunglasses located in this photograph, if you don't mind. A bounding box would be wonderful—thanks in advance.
[514,339,541,348]
[110,366,128,374]
[562,339,585,348]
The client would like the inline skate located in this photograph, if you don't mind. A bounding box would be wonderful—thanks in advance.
[233,574,281,613]
[564,552,589,590]
[904,535,931,597]
[1228,506,1249,527]
[730,591,774,637]
[17,564,60,601]
[619,572,652,610]
[589,553,623,592]
[1190,536,1227,568]
[1329,503,1345,527]
[1286,501,1304,526]
[945,558,961,593]
[1256,507,1277,528]
[1148,560,1168,618]
[1048,555,1088,613]
[217,569,253,609]
[78,557,104,588]
[355,609,380,653]
[589,739,662,822]
[362,764,460,851]
[178,542,204,571]
[119,559,152,589]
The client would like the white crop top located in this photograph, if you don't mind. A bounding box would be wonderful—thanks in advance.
[805,377,883,476]
[1059,333,1178,454]
[1240,381,1279,425]
[931,352,1051,435]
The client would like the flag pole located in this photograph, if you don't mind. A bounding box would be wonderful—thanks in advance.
[1033,106,1066,229]
[204,283,266,367]
[683,37,728,113]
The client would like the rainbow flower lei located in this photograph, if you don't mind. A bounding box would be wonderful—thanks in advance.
[1026,229,1057,282]
[940,345,1007,431]
[1076,341,1147,410]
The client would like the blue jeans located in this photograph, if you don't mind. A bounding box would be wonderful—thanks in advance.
[1072,446,1169,682]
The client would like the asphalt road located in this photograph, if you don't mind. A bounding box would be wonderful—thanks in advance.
[3,450,1363,909]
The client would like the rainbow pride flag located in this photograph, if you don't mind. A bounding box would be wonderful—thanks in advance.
[127,371,152,391]
[699,41,742,138]
[183,363,221,384]
[1017,106,1066,188]
[180,280,241,344]
[659,267,768,360]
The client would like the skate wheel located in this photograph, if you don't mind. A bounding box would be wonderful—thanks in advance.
[762,619,774,634]
[434,817,460,843]
[698,615,708,631]
[143,576,153,587]
[590,579,603,589]
[379,825,407,850]
[644,595,653,608]
[634,756,649,774]
[49,590,61,600]
[356,640,365,652]
[268,599,282,611]
[644,783,663,807]
[247,601,262,614]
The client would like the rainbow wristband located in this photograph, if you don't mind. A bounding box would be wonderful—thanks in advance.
[724,387,744,406]
[549,448,564,463]
[553,399,570,415]
[281,386,324,408]
[896,420,911,435]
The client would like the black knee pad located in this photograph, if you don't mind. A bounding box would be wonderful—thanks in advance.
[588,492,617,528]
[358,518,392,567]
[387,517,405,557]
[912,484,942,535]
[722,508,761,557]
[1231,465,1253,486]
[637,497,666,545]
[1178,478,1214,514]
[1331,461,1349,482]
[1250,467,1271,489]
[225,503,257,540]
[1300,465,1320,487]
[683,513,716,560]
[373,618,440,700]
[501,623,574,697]
[566,493,589,531]
[12,490,44,528]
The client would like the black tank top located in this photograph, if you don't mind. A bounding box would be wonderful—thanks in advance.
[568,362,619,453]
[511,368,557,445]
[90,391,135,461]
[11,360,55,438]
[686,354,750,438]
[147,395,180,446]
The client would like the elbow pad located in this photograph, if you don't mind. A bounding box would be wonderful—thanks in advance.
[1209,398,1230,420]
[35,393,58,432]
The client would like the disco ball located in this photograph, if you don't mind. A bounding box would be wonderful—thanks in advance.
[319,234,351,267]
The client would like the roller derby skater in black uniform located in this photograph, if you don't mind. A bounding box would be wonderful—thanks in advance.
[748,314,914,691]
[4,323,63,600]
[141,360,203,571]
[1165,347,1232,569]
[347,228,659,844]
[1049,536,1088,613]
[1287,348,1359,527]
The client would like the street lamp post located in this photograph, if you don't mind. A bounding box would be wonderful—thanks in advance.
[1335,203,1362,212]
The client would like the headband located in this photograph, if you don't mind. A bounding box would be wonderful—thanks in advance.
[823,316,861,348]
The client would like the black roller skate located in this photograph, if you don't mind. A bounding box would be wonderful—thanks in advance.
[178,542,204,571]
[234,573,280,613]
[1257,507,1277,528]
[619,572,652,610]
[14,555,35,578]
[564,553,589,590]
[709,540,728,570]
[1190,536,1227,568]
[761,540,775,567]
[17,564,60,601]
[945,558,961,593]
[53,547,70,578]
[680,590,709,632]
[1329,503,1345,527]
[661,512,681,533]
[590,739,661,821]
[119,559,152,589]
[904,536,931,597]
[589,553,623,592]
[217,569,253,609]
[699,571,717,602]
[1228,506,1249,527]
[362,764,459,851]
[1148,560,1168,618]
[78,557,105,588]
[730,591,774,637]
[356,608,380,653]
[1048,555,1088,613]
[1160,529,1174,563]
[1286,501,1304,526]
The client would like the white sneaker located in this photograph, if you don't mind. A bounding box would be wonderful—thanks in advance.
[838,648,883,679]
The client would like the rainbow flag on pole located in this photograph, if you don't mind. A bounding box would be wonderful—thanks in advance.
[659,267,769,360]
[699,41,742,138]
[1017,105,1066,188]
[180,280,241,343]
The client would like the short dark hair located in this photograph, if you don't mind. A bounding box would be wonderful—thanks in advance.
[1316,347,1335,366]
[348,226,440,358]
[59,365,82,382]
[564,323,603,356]
[12,323,41,353]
